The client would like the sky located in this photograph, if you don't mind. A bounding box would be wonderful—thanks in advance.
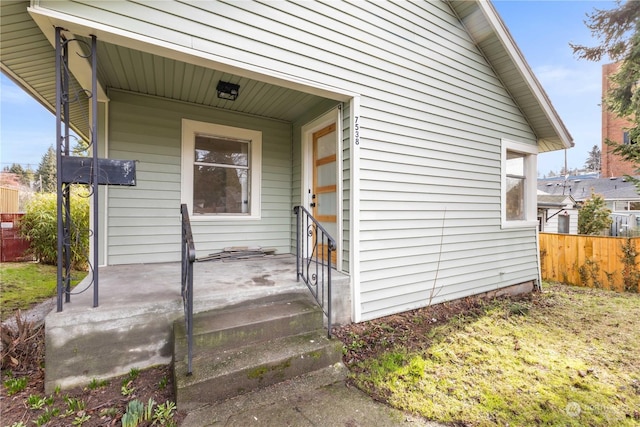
[0,0,618,176]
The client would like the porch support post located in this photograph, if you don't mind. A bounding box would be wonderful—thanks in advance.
[55,27,71,311]
[91,34,99,307]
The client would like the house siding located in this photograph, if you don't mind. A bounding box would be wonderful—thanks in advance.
[46,0,541,320]
[107,90,293,264]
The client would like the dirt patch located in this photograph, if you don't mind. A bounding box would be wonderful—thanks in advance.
[334,294,505,366]
[1,315,183,426]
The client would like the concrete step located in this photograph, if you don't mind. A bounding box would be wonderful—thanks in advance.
[174,329,343,410]
[173,292,343,410]
[173,292,322,360]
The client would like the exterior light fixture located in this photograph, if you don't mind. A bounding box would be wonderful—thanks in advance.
[216,80,240,101]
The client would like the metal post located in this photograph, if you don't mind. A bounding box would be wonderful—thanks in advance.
[55,27,63,312]
[63,37,71,304]
[91,35,99,307]
[295,206,300,281]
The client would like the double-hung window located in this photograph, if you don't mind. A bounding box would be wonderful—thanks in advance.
[501,139,537,228]
[182,119,261,219]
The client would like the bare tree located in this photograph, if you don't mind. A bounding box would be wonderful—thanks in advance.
[584,145,601,172]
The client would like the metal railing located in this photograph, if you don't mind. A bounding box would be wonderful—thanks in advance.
[293,206,335,338]
[180,204,196,375]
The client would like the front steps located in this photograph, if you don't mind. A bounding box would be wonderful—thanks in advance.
[173,292,343,410]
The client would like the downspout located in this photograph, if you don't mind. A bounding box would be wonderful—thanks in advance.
[534,227,543,292]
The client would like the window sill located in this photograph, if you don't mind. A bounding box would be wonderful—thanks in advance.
[191,214,261,221]
[501,220,538,229]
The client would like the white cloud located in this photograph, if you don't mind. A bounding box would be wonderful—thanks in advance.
[533,63,602,97]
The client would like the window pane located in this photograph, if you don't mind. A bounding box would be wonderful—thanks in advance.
[317,192,336,216]
[317,131,336,158]
[506,152,524,176]
[614,201,628,211]
[193,165,248,214]
[630,201,640,210]
[506,176,525,220]
[317,162,336,187]
[195,136,248,167]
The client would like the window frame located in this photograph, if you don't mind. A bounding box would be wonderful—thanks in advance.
[181,119,262,221]
[501,139,538,229]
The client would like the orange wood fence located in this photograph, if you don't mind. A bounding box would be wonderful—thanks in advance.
[0,186,19,213]
[539,233,640,292]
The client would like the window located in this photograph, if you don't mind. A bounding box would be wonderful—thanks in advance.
[501,139,537,228]
[623,131,630,145]
[182,119,261,219]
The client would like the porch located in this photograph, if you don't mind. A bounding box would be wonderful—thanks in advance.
[44,255,350,393]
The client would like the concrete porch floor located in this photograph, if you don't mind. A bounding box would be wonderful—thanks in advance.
[44,254,350,392]
[57,254,307,316]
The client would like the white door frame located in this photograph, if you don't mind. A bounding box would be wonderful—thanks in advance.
[301,107,342,270]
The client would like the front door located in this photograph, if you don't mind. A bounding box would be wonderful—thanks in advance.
[312,123,338,264]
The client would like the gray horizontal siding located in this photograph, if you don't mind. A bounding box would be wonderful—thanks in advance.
[107,89,293,264]
[46,0,543,320]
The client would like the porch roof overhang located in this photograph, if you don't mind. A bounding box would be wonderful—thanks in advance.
[1,0,352,142]
[2,0,574,153]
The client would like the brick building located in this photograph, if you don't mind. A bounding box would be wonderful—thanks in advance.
[601,62,636,177]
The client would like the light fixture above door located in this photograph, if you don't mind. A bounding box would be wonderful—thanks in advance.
[216,80,240,101]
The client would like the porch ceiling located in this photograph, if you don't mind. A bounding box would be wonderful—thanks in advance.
[80,36,327,123]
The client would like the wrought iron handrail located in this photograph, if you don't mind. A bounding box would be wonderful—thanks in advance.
[293,205,335,338]
[180,204,196,375]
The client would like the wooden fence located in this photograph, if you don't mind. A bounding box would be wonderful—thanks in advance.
[539,233,640,292]
[0,186,19,213]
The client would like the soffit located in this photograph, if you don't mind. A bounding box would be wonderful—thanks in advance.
[449,0,574,153]
[0,0,90,139]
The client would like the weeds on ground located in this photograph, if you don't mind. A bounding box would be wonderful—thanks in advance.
[339,283,640,426]
[1,363,178,426]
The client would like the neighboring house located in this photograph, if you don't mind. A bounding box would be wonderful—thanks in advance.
[538,176,640,212]
[1,0,572,325]
[538,176,640,236]
[537,192,578,234]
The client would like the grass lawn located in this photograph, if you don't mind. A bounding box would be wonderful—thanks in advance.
[0,262,87,322]
[342,283,640,426]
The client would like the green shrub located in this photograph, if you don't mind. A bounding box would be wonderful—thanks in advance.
[578,191,612,235]
[20,187,90,270]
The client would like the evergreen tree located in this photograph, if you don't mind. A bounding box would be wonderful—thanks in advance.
[72,138,90,156]
[36,145,57,193]
[578,191,613,235]
[571,1,640,187]
[584,145,602,172]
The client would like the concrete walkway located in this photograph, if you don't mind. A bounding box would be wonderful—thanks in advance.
[181,364,445,427]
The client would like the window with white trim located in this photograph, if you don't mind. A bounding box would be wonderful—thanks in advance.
[501,139,537,228]
[181,119,261,219]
